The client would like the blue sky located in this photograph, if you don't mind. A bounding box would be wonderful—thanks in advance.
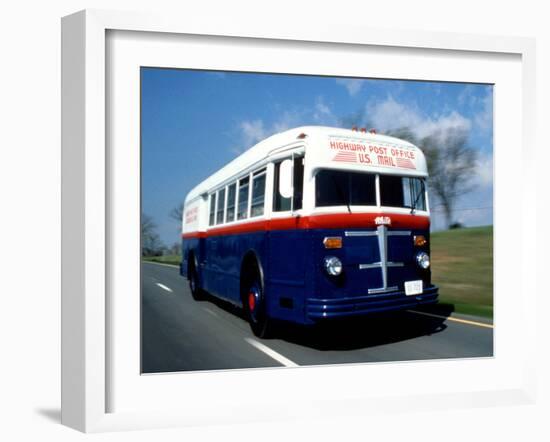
[141,68,493,246]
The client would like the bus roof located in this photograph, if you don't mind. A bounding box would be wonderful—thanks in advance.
[184,126,428,204]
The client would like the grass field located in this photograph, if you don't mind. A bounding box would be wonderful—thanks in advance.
[143,255,181,266]
[143,225,493,319]
[430,225,493,318]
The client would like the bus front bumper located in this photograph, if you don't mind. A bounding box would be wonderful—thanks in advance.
[305,285,439,320]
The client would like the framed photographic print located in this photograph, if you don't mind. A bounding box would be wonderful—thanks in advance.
[61,9,537,433]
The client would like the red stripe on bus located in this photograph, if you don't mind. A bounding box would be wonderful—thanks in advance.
[181,213,429,239]
[300,213,430,229]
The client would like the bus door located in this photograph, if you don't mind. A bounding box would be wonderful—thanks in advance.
[266,154,307,319]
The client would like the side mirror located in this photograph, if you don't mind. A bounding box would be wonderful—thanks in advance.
[278,159,293,198]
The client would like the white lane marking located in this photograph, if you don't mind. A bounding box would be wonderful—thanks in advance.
[245,338,299,367]
[407,309,494,329]
[143,260,179,269]
[156,283,173,293]
[204,308,219,318]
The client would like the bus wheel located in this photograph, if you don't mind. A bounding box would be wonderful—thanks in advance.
[189,262,204,301]
[245,275,273,338]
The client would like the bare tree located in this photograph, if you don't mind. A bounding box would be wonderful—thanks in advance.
[420,128,476,228]
[386,126,477,228]
[141,213,156,237]
[338,108,373,130]
[385,127,419,146]
[169,202,184,223]
[169,241,182,256]
[141,213,164,256]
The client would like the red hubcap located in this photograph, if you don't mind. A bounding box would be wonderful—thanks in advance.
[248,292,256,311]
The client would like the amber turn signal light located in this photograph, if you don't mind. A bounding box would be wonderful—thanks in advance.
[323,237,342,249]
[414,235,427,247]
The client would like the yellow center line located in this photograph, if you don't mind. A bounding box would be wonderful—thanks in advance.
[407,309,494,329]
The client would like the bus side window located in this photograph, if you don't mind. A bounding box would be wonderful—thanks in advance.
[216,187,226,224]
[226,183,236,222]
[209,193,216,226]
[237,176,249,220]
[273,161,291,212]
[251,169,266,217]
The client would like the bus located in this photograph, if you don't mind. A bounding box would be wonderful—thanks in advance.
[180,126,438,338]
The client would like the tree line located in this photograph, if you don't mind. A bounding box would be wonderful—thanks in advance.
[141,213,181,257]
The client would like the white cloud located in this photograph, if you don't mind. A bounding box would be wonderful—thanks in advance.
[312,97,336,125]
[367,96,471,140]
[272,110,303,133]
[457,85,478,107]
[239,119,266,146]
[233,114,301,154]
[233,97,336,153]
[474,90,493,132]
[314,98,331,118]
[417,112,471,140]
[473,151,493,187]
[457,86,493,134]
[335,79,364,96]
[368,96,422,132]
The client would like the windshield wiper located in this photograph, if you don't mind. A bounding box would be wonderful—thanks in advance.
[410,179,425,214]
[331,175,352,214]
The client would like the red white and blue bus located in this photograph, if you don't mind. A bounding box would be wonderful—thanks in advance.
[181,126,438,337]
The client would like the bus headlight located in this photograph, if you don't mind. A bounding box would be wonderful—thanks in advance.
[416,252,430,269]
[324,256,343,276]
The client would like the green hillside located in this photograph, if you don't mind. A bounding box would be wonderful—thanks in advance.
[430,226,493,318]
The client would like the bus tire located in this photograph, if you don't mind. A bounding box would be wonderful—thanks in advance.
[244,267,273,338]
[188,259,205,301]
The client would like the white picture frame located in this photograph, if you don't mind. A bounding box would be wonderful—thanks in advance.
[61,9,537,433]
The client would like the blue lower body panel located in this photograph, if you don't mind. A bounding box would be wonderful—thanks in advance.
[306,285,438,320]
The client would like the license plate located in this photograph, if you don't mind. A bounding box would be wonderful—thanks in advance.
[405,280,423,296]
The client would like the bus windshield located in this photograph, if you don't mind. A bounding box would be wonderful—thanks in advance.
[315,169,426,211]
[315,170,376,207]
[379,174,426,211]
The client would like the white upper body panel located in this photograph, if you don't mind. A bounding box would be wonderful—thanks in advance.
[182,126,429,234]
[185,126,428,204]
[304,127,427,178]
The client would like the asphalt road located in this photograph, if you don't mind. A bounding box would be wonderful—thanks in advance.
[141,261,493,373]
